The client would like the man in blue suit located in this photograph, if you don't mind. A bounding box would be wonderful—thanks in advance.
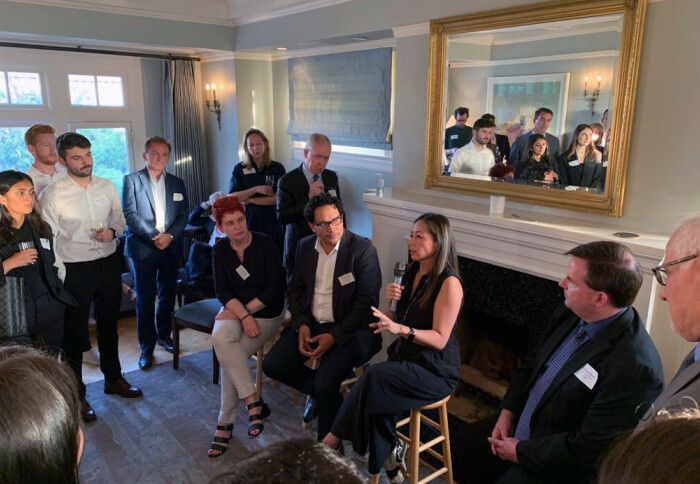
[122,137,189,370]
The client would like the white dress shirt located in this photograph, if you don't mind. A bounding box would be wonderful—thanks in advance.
[39,175,126,263]
[28,163,67,197]
[448,140,495,176]
[150,174,167,233]
[312,237,340,324]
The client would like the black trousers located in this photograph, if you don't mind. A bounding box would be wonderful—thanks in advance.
[62,253,123,398]
[262,323,381,440]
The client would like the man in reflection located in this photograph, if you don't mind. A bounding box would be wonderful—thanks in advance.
[509,107,561,178]
[481,114,511,164]
[447,117,496,176]
[444,107,472,160]
[25,124,66,196]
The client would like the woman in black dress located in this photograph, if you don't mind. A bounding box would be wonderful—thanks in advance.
[0,170,74,350]
[228,128,286,250]
[517,133,559,184]
[322,212,464,479]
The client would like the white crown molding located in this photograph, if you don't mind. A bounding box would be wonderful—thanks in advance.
[449,49,619,68]
[199,51,276,62]
[292,146,393,173]
[272,37,395,60]
[392,22,430,38]
[231,0,353,26]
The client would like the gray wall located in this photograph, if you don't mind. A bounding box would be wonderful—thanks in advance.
[141,60,165,137]
[233,59,275,161]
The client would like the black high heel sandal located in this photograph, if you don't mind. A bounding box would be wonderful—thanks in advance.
[207,423,234,458]
[246,399,271,438]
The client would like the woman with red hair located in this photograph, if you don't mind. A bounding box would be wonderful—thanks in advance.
[207,196,285,457]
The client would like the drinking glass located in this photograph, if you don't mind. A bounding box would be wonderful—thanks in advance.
[18,240,35,265]
[265,175,275,188]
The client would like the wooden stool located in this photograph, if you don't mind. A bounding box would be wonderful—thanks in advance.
[371,395,453,484]
[300,362,366,428]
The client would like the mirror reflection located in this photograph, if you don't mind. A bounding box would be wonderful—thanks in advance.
[441,14,621,194]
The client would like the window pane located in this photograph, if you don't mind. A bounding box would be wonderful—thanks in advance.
[96,76,124,107]
[69,75,97,106]
[76,127,130,198]
[0,127,33,172]
[7,72,43,105]
[0,72,7,104]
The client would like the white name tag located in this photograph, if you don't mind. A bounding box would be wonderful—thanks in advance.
[243,168,256,175]
[236,265,250,280]
[338,272,355,286]
[574,363,598,390]
[450,134,459,140]
[173,192,184,201]
[40,238,51,250]
[602,161,608,168]
[568,159,581,167]
[327,189,337,197]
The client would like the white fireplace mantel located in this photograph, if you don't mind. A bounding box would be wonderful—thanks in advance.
[364,189,691,382]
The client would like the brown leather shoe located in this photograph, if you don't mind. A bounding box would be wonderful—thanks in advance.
[81,399,97,423]
[104,377,143,398]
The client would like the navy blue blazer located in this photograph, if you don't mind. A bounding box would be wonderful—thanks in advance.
[122,168,189,260]
[287,230,380,346]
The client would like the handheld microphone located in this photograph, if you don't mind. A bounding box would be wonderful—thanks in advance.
[390,261,406,312]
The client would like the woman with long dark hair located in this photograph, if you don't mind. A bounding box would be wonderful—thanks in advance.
[518,133,559,184]
[557,124,603,188]
[322,212,464,481]
[228,128,286,250]
[0,170,74,349]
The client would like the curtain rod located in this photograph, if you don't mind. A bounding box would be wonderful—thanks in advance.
[0,41,200,62]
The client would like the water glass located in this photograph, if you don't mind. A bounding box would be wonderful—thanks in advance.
[18,240,35,264]
[375,173,385,195]
[265,175,275,188]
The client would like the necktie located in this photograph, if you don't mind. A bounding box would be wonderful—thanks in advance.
[514,325,588,441]
[676,350,696,376]
[312,174,320,183]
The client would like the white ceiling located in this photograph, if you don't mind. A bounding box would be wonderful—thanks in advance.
[2,0,354,26]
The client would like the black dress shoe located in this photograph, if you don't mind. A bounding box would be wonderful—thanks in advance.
[139,353,154,370]
[157,337,174,353]
[104,377,143,398]
[303,397,317,423]
[81,399,97,423]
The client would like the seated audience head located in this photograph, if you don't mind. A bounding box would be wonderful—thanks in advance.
[527,133,549,160]
[208,191,225,206]
[590,122,605,145]
[488,163,514,180]
[243,128,271,168]
[303,133,332,175]
[0,170,51,237]
[0,345,83,484]
[656,216,700,343]
[532,107,554,134]
[598,409,700,484]
[304,193,344,250]
[212,196,248,243]
[454,107,469,126]
[561,241,643,320]
[208,438,364,484]
[411,213,458,308]
[472,117,496,147]
[143,136,172,176]
[565,123,597,158]
[24,124,57,166]
[55,132,92,178]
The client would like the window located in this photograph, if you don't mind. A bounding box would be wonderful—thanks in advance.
[0,71,44,105]
[69,75,124,107]
[0,127,32,172]
[72,124,132,198]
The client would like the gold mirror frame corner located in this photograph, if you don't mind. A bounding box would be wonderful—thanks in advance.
[424,0,648,217]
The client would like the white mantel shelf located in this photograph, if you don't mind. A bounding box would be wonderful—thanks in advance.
[364,188,689,382]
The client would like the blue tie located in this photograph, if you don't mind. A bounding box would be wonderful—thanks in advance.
[514,324,588,441]
[312,174,320,182]
[676,350,695,375]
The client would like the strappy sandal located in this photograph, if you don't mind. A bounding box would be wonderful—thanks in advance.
[207,423,234,458]
[246,399,271,438]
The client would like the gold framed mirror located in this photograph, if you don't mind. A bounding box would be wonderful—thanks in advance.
[424,0,647,216]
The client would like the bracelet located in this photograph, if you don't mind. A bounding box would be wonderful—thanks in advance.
[242,314,252,322]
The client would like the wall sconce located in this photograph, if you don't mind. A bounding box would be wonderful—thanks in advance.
[205,83,222,131]
[583,75,601,115]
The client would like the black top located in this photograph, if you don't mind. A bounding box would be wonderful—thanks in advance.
[10,221,48,300]
[213,231,285,319]
[388,263,462,380]
[444,125,473,150]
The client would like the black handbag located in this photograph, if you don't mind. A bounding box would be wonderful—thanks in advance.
[0,276,28,339]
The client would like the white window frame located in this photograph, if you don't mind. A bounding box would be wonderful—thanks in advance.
[291,141,393,173]
[0,68,49,109]
[67,74,127,108]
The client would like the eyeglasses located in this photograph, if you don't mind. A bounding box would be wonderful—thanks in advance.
[651,254,697,286]
[313,215,343,229]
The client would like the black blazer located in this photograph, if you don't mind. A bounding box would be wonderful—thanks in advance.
[556,153,602,189]
[501,305,663,482]
[276,164,340,273]
[494,133,511,164]
[639,355,700,429]
[287,230,380,346]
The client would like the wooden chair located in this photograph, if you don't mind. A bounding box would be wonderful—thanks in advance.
[172,298,221,384]
[371,395,453,484]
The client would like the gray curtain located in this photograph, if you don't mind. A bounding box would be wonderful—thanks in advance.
[163,60,208,209]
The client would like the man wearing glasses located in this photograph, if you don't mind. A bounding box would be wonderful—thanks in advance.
[263,193,382,442]
[639,216,700,427]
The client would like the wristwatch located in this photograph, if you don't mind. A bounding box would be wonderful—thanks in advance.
[406,326,416,342]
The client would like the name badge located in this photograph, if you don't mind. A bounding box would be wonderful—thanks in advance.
[236,265,250,280]
[243,168,256,175]
[450,134,459,140]
[568,159,581,167]
[338,272,355,286]
[40,238,51,250]
[173,192,184,201]
[602,161,608,168]
[327,189,337,197]
[574,363,598,390]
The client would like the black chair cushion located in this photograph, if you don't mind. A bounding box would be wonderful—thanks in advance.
[173,298,221,330]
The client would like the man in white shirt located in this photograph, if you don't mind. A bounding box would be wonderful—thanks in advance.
[263,193,382,441]
[448,117,497,176]
[41,132,143,423]
[25,124,66,196]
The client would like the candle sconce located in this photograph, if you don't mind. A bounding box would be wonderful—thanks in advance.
[583,75,601,115]
[205,83,222,131]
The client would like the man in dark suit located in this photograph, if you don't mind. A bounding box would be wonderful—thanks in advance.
[509,107,562,177]
[452,241,664,483]
[444,107,473,161]
[481,113,511,164]
[639,216,700,428]
[122,136,189,370]
[263,193,381,441]
[277,133,340,280]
